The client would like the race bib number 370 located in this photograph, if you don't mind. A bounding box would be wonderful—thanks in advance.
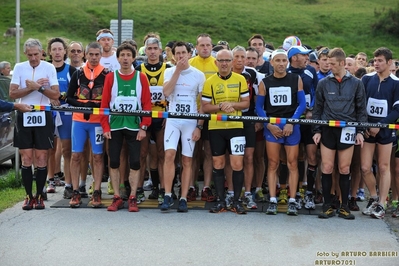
[23,111,46,127]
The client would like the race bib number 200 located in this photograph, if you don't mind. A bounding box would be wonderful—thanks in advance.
[23,111,46,127]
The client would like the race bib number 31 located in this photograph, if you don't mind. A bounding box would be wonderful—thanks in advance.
[23,111,46,127]
[230,136,246,155]
[340,127,356,144]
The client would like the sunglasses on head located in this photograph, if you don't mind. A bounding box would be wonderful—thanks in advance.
[318,48,329,57]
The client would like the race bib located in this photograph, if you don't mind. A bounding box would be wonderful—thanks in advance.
[172,96,195,113]
[269,86,292,106]
[340,127,356,144]
[23,111,46,127]
[115,96,138,112]
[94,126,104,145]
[305,94,311,108]
[150,86,165,102]
[230,136,246,155]
[367,98,387,118]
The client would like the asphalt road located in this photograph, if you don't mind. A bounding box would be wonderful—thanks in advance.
[0,165,398,266]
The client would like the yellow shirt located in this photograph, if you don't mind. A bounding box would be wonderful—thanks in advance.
[189,56,218,79]
[202,72,249,130]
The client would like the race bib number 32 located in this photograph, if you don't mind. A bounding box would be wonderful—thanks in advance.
[23,111,46,127]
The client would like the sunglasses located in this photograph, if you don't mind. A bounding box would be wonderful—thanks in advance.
[70,49,82,54]
[317,48,329,57]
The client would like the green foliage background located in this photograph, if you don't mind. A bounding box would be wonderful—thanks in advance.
[0,0,398,65]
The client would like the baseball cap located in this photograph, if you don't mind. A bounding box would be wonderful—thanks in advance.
[309,51,318,63]
[287,46,311,59]
[282,36,301,51]
[271,49,287,60]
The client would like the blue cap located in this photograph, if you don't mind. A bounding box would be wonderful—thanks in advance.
[287,46,311,59]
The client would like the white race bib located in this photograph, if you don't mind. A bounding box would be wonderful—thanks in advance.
[150,86,165,103]
[230,136,246,155]
[367,98,388,118]
[172,96,195,113]
[115,96,138,111]
[269,86,292,106]
[340,127,356,144]
[95,126,104,145]
[23,111,46,127]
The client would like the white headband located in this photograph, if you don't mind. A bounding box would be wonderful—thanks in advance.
[96,32,114,41]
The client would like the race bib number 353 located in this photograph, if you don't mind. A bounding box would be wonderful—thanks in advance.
[23,111,46,127]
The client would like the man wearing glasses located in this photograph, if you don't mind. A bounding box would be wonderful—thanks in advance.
[201,49,250,214]
[68,41,85,68]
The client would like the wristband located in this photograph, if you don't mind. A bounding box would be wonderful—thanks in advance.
[38,86,45,93]
[196,124,203,130]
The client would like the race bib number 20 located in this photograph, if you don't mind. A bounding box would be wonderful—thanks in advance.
[230,136,246,155]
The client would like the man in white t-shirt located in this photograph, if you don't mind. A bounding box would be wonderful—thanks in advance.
[160,41,205,212]
[9,38,60,210]
[96,28,121,72]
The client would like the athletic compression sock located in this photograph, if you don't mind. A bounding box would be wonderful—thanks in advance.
[279,163,288,186]
[306,164,317,194]
[150,168,159,189]
[36,166,48,197]
[232,170,244,202]
[21,165,33,198]
[321,173,333,205]
[339,173,351,206]
[212,168,225,201]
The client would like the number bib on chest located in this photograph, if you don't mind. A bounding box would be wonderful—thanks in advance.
[367,98,388,118]
[150,86,165,102]
[305,94,311,108]
[23,111,46,127]
[230,136,246,155]
[115,96,138,111]
[269,86,292,106]
[340,127,356,144]
[95,126,104,145]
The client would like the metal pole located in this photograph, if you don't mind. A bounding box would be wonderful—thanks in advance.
[15,0,20,178]
[118,0,122,46]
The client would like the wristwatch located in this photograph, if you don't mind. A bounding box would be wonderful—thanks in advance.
[38,86,45,93]
[196,124,203,130]
[140,125,148,131]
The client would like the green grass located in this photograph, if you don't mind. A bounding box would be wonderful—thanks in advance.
[0,170,25,213]
[1,0,399,66]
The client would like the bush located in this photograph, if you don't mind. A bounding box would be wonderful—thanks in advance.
[0,171,22,190]
[372,4,399,35]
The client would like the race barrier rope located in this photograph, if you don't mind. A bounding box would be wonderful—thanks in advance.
[32,105,399,129]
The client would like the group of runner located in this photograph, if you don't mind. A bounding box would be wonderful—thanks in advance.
[7,29,399,219]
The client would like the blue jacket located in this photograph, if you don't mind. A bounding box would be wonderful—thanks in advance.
[288,65,318,109]
[0,99,13,112]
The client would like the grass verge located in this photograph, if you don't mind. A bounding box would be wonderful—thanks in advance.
[0,170,25,213]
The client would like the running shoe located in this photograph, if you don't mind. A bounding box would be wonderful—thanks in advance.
[46,181,56,193]
[91,190,102,208]
[225,193,234,208]
[128,195,139,212]
[201,187,216,202]
[177,199,188,213]
[160,195,173,211]
[392,205,399,218]
[148,187,159,200]
[107,179,114,195]
[314,190,323,204]
[35,195,45,210]
[362,198,378,216]
[54,172,65,186]
[356,189,365,201]
[79,185,88,198]
[331,195,340,209]
[137,187,146,204]
[41,191,48,201]
[22,195,35,211]
[254,189,267,202]
[209,201,227,213]
[278,189,288,204]
[244,194,257,209]
[231,201,247,214]
[371,204,385,219]
[143,179,153,191]
[348,197,359,211]
[266,202,278,215]
[338,204,355,220]
[304,193,316,210]
[187,187,197,202]
[295,194,303,210]
[318,204,335,219]
[158,188,165,205]
[63,186,73,199]
[88,182,94,195]
[69,191,82,208]
[287,201,298,216]
[107,195,124,211]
